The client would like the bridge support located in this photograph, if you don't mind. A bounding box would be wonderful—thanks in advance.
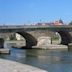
[17,32,37,48]
[58,31,71,45]
[0,38,4,48]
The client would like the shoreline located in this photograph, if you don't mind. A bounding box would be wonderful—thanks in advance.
[0,59,47,72]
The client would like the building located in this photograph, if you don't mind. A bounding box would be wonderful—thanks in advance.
[35,19,64,26]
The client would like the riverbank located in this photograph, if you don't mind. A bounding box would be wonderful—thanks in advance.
[0,48,10,54]
[0,59,47,72]
[32,44,68,50]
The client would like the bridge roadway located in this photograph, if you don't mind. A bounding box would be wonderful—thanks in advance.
[0,25,72,32]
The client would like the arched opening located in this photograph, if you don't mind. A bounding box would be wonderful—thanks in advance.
[17,32,37,48]
[58,31,71,45]
[52,32,61,44]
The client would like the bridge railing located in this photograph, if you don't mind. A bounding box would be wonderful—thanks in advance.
[0,25,72,30]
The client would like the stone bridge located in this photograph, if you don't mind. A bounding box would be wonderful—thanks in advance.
[0,25,72,48]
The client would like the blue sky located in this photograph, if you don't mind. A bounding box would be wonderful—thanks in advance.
[0,0,72,25]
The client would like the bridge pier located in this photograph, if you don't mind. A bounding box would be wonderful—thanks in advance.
[0,38,4,48]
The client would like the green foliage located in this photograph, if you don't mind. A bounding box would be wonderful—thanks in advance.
[69,21,72,25]
[52,36,59,40]
[10,34,17,40]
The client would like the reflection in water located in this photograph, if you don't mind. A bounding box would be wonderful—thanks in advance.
[0,48,72,72]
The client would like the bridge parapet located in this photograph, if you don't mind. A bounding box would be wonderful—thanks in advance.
[0,25,72,33]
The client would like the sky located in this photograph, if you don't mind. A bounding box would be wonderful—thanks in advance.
[0,0,72,25]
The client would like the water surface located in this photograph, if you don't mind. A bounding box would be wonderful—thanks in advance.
[0,48,72,72]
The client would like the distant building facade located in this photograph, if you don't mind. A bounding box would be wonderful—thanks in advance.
[36,19,64,26]
[54,19,64,25]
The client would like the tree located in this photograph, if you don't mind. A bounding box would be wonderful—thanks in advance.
[69,21,72,25]
[10,34,17,40]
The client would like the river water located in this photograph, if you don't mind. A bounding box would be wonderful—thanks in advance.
[0,48,72,72]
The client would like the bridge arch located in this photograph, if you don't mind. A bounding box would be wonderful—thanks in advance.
[17,32,37,48]
[58,31,71,45]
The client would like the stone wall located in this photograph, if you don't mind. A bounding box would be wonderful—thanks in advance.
[0,38,4,48]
